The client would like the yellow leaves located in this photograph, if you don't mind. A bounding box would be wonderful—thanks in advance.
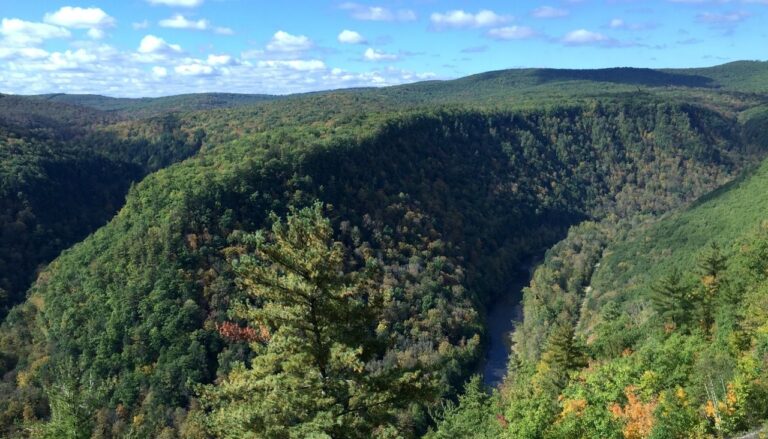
[704,400,717,420]
[560,398,587,418]
[725,383,738,409]
[703,382,742,430]
[675,386,687,403]
[438,340,452,356]
[28,293,45,311]
[375,320,389,336]
[701,275,717,289]
[16,371,30,388]
[610,385,658,439]
[17,355,49,388]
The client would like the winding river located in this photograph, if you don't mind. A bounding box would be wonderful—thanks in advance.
[481,261,537,387]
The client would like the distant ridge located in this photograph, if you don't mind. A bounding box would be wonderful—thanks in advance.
[31,92,278,118]
[7,60,768,118]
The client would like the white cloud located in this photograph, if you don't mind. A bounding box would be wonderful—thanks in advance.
[696,11,750,25]
[158,14,233,34]
[430,10,509,28]
[487,26,537,40]
[87,28,105,39]
[531,6,569,18]
[0,18,70,45]
[266,31,312,52]
[257,59,326,71]
[363,47,398,61]
[0,47,49,60]
[132,20,150,30]
[43,7,115,40]
[207,54,234,65]
[339,3,416,22]
[159,14,209,30]
[45,49,98,71]
[44,7,115,29]
[338,29,366,44]
[562,29,609,44]
[0,18,438,97]
[138,34,182,54]
[608,18,656,31]
[175,63,214,76]
[0,49,438,97]
[146,0,203,7]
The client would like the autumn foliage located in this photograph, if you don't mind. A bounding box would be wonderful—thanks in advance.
[610,386,657,439]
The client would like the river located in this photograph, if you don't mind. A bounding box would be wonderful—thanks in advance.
[481,261,537,387]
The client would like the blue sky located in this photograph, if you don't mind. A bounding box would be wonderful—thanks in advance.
[0,0,766,97]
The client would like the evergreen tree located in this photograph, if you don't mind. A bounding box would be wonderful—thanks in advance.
[651,268,692,329]
[198,203,435,438]
[695,242,727,333]
[698,242,726,279]
[537,323,587,391]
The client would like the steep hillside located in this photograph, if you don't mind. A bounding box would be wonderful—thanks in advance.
[0,99,206,314]
[1,61,768,438]
[431,130,768,439]
[586,157,768,329]
[0,99,760,437]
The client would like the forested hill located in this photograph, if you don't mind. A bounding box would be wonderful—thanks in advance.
[31,93,278,119]
[0,61,767,438]
[432,130,768,439]
[22,60,768,116]
[0,95,206,315]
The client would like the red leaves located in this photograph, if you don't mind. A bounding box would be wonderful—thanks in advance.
[216,321,270,343]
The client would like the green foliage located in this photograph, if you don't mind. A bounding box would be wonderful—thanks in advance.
[426,376,502,439]
[199,204,437,437]
[30,360,105,439]
[480,149,768,438]
[0,103,205,315]
[651,268,693,329]
[1,62,768,437]
[34,93,277,119]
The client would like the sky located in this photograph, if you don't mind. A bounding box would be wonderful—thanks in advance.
[0,0,766,97]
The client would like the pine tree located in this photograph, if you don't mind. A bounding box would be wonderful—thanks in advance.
[651,268,692,329]
[698,242,726,279]
[198,203,435,438]
[695,242,727,333]
[535,322,587,393]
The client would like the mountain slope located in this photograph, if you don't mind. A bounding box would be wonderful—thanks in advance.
[1,100,761,437]
[1,61,768,437]
[0,97,206,314]
[431,127,768,439]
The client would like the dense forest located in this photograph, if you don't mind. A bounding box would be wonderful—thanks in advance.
[0,95,206,315]
[1,61,768,438]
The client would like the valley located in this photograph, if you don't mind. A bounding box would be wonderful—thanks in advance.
[1,61,768,438]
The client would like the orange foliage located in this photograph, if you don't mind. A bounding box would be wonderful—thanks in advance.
[216,321,270,343]
[610,385,658,439]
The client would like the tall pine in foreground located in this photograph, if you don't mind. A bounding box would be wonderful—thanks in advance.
[197,203,436,438]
